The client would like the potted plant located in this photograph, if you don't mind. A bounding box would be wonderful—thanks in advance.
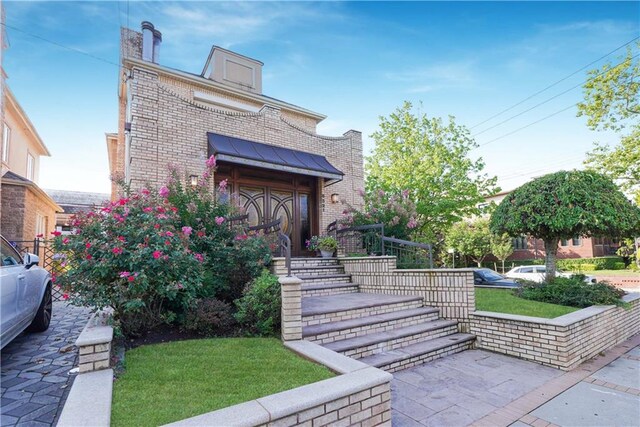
[305,236,320,252]
[317,236,338,258]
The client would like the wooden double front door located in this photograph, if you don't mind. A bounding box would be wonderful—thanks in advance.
[215,163,319,256]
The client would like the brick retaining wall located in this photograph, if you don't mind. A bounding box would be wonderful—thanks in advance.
[470,293,640,370]
[340,257,475,332]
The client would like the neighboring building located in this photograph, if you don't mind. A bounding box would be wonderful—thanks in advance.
[108,22,364,256]
[45,189,109,234]
[1,87,61,242]
[485,189,619,261]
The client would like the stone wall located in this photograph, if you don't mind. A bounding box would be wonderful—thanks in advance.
[340,257,475,332]
[470,293,640,370]
[1,183,56,241]
[76,310,113,373]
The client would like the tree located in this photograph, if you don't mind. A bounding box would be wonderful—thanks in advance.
[616,238,638,268]
[578,45,640,203]
[491,233,514,273]
[445,218,492,267]
[366,102,498,242]
[490,170,640,282]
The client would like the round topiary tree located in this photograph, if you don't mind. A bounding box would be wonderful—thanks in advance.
[490,170,640,282]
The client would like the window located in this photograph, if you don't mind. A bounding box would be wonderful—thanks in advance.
[521,267,534,273]
[1,238,22,267]
[26,153,35,181]
[512,236,527,250]
[35,214,46,238]
[560,239,569,246]
[2,123,10,163]
[572,236,582,246]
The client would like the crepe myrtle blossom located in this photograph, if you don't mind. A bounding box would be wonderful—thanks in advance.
[206,155,217,168]
[159,186,170,198]
[218,179,228,192]
[182,226,193,236]
[215,216,225,225]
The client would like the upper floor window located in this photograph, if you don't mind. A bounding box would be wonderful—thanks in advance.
[27,153,35,181]
[560,239,569,246]
[513,236,527,250]
[2,123,10,163]
[572,236,582,246]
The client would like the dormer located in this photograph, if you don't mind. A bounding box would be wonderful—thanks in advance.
[201,46,263,94]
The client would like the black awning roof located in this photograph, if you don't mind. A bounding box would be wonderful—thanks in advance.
[207,133,344,181]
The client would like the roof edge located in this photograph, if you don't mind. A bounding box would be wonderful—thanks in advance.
[2,176,63,212]
[5,88,51,157]
[124,57,327,122]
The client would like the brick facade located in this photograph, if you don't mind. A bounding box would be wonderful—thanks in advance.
[470,294,640,370]
[1,181,56,241]
[112,27,364,233]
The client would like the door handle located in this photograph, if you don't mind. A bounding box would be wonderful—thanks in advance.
[17,274,26,280]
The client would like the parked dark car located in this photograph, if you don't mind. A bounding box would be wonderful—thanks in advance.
[473,268,520,288]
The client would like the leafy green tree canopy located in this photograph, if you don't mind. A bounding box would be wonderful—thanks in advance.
[490,232,514,273]
[366,102,498,242]
[490,170,640,281]
[445,218,492,267]
[578,45,640,202]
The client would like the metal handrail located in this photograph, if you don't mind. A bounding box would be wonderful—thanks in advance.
[382,236,433,269]
[335,223,386,255]
[277,232,292,277]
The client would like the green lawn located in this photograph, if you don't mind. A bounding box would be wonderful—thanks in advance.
[111,338,334,427]
[475,288,579,318]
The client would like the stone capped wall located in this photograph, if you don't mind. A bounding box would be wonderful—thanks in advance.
[470,294,640,370]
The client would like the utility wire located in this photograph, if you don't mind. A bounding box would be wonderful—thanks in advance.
[469,36,640,130]
[0,21,120,68]
[472,52,640,138]
[476,103,576,148]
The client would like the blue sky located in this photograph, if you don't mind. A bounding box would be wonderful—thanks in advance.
[4,1,639,194]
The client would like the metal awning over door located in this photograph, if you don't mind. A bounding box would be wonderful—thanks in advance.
[207,133,344,181]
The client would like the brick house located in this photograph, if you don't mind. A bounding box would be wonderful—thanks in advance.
[1,87,61,242]
[107,22,364,256]
[485,190,620,261]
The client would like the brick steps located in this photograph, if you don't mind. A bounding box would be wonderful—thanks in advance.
[294,257,475,372]
[358,333,476,372]
[302,307,440,344]
[302,293,424,326]
[301,282,359,297]
[324,319,459,359]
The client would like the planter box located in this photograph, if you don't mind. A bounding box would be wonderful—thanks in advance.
[470,293,640,370]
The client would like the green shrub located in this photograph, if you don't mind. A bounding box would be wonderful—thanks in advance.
[557,256,623,271]
[514,276,626,308]
[579,263,597,271]
[183,298,235,337]
[613,262,627,270]
[234,271,281,336]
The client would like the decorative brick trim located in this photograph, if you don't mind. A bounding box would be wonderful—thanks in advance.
[280,117,351,141]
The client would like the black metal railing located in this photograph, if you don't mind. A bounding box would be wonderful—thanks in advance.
[246,218,291,277]
[329,222,433,269]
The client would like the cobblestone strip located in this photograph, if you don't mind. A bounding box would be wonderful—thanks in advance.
[470,333,640,427]
[1,302,91,426]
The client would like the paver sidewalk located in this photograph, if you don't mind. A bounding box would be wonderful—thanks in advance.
[392,333,640,426]
[1,302,91,426]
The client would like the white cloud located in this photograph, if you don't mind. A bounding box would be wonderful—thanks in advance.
[385,60,477,91]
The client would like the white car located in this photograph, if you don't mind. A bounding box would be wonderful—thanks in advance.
[505,265,596,284]
[1,236,53,349]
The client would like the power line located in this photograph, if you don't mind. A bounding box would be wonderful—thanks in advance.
[0,21,120,68]
[469,36,640,130]
[472,52,640,138]
[475,103,576,148]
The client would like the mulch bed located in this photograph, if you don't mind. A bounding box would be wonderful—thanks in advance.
[120,324,201,350]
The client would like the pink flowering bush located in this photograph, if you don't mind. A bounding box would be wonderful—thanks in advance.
[341,188,420,241]
[51,190,203,336]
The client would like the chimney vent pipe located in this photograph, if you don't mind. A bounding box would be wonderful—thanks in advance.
[141,21,154,62]
[152,29,162,63]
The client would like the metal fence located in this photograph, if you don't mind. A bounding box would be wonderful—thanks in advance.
[8,238,65,301]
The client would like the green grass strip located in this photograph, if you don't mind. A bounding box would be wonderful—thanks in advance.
[475,288,579,318]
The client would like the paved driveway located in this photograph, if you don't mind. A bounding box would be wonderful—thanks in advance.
[1,302,91,426]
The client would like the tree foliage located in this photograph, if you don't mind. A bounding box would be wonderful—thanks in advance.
[490,232,514,272]
[578,45,640,203]
[365,102,498,242]
[445,218,492,267]
[490,170,640,281]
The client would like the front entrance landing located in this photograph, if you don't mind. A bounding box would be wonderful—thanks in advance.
[391,350,562,426]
